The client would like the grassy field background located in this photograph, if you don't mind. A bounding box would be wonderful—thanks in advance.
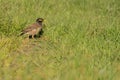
[0,0,120,80]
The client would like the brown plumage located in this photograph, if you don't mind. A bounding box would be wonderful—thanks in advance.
[20,18,44,38]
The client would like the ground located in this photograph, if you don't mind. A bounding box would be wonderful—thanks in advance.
[0,0,120,80]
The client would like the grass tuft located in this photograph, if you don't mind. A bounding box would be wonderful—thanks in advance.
[0,0,120,80]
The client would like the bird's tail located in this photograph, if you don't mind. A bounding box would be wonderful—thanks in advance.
[17,32,24,37]
[20,32,24,36]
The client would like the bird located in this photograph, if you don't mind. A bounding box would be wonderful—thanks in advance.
[20,18,44,38]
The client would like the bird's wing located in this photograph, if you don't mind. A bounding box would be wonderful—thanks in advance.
[22,23,40,33]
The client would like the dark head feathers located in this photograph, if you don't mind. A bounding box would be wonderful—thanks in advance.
[36,18,44,23]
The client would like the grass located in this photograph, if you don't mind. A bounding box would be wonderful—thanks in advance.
[0,0,120,80]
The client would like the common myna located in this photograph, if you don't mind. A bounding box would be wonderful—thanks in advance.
[20,18,44,38]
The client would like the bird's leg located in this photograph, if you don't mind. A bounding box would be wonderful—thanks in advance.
[32,35,34,39]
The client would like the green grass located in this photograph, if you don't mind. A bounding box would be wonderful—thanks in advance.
[0,0,120,80]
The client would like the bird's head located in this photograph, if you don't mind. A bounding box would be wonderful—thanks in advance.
[36,18,44,23]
